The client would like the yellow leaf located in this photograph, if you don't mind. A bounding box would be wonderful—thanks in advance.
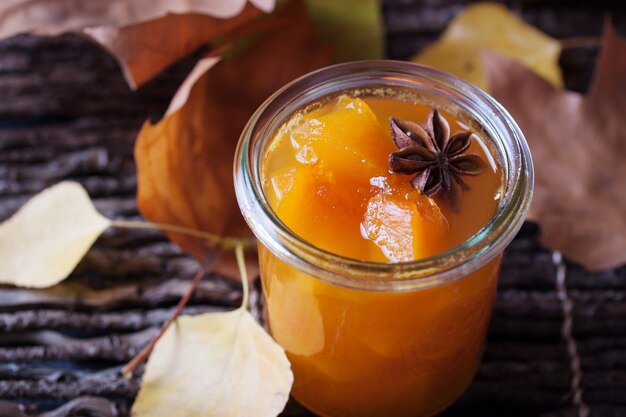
[0,182,110,288]
[413,2,562,90]
[132,308,293,417]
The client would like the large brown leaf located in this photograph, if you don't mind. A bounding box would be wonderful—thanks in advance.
[135,0,332,277]
[483,25,626,271]
[0,0,273,88]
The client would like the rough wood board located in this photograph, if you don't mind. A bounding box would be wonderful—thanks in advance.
[0,1,625,416]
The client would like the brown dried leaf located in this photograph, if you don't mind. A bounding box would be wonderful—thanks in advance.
[85,6,264,89]
[0,0,274,88]
[483,25,626,271]
[135,0,332,278]
[0,0,273,35]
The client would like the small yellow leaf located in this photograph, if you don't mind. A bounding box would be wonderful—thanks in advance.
[0,182,110,288]
[413,2,562,90]
[132,309,293,417]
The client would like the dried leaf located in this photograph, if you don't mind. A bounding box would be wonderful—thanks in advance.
[165,56,222,116]
[413,2,562,90]
[0,0,274,88]
[84,6,263,89]
[132,246,293,417]
[135,0,332,276]
[0,0,272,35]
[482,25,626,271]
[0,182,110,288]
[306,0,384,61]
[131,309,293,417]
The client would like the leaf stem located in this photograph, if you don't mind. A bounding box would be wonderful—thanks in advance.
[560,36,602,50]
[235,244,249,309]
[110,219,255,251]
[122,267,206,378]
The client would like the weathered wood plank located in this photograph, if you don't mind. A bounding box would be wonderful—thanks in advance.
[0,1,625,416]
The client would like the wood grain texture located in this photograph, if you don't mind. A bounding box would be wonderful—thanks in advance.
[0,1,625,416]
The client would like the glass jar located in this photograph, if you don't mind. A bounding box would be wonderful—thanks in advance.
[234,61,533,417]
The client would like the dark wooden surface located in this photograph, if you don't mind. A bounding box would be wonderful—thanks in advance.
[1,1,626,416]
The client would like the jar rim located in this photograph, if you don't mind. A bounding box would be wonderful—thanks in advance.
[234,60,533,291]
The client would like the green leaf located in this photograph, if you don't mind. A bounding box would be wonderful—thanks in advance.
[306,0,384,61]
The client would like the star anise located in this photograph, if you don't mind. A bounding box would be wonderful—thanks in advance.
[388,109,486,209]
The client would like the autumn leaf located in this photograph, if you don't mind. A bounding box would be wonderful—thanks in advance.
[84,5,267,89]
[0,182,110,288]
[134,0,332,276]
[0,0,275,88]
[0,0,273,35]
[131,310,293,417]
[482,25,626,271]
[132,246,293,417]
[413,2,562,90]
[306,0,384,61]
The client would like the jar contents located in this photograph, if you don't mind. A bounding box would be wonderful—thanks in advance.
[263,96,501,261]
[259,95,503,417]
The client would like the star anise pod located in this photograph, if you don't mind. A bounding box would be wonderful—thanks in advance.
[388,109,486,209]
